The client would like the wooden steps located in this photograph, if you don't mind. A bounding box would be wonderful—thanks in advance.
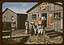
[45,29,62,38]
[2,30,11,38]
[48,34,60,38]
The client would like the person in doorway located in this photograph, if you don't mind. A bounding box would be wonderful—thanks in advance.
[37,18,43,35]
[41,16,46,29]
[31,20,35,35]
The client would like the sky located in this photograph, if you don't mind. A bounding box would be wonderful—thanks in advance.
[2,2,38,13]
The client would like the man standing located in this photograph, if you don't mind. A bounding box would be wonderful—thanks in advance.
[37,18,43,35]
[25,20,29,34]
[33,19,38,35]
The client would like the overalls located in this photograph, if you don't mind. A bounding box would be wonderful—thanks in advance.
[33,24,37,34]
[37,24,43,35]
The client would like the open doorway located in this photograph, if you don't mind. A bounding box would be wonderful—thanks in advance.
[41,13,47,27]
[17,14,27,29]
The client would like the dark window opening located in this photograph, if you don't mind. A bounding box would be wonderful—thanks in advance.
[54,12,61,20]
[32,14,36,20]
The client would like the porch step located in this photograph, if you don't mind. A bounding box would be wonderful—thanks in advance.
[2,36,11,38]
[2,32,11,36]
[48,34,60,37]
[45,30,55,33]
[45,30,61,38]
[46,32,56,35]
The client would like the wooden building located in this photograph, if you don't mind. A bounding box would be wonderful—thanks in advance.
[26,2,63,32]
[2,8,27,30]
[2,8,17,30]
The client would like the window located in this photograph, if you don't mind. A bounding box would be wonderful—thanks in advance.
[32,14,36,20]
[54,12,61,20]
[11,16,14,21]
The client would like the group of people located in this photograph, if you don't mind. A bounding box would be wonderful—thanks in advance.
[31,17,46,35]
[25,17,46,35]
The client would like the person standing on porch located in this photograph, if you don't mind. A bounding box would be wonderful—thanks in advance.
[41,17,46,29]
[37,18,43,35]
[25,20,29,34]
[33,19,38,35]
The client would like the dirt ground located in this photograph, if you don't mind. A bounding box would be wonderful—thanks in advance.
[2,29,63,44]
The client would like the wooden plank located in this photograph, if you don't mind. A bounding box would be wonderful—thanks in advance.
[2,34,29,39]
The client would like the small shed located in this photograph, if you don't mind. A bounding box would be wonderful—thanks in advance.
[2,8,17,30]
